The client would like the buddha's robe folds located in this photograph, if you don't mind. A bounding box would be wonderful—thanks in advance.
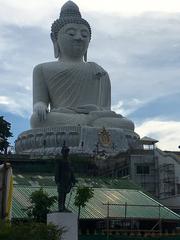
[31,61,134,130]
[33,61,111,114]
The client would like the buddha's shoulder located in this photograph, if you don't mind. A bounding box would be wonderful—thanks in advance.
[87,62,108,75]
[87,62,105,70]
[33,61,69,80]
[33,61,63,72]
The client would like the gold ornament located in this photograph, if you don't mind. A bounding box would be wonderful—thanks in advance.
[98,127,112,147]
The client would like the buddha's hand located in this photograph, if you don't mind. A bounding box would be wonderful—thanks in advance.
[33,102,48,121]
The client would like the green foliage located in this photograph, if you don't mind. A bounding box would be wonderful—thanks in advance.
[0,116,13,154]
[0,221,11,239]
[0,221,63,240]
[74,186,94,219]
[26,188,57,223]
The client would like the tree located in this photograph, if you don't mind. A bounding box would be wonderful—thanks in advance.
[26,188,57,223]
[0,116,13,154]
[74,186,94,219]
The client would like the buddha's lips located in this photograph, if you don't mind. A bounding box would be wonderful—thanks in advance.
[73,41,83,45]
[73,44,83,48]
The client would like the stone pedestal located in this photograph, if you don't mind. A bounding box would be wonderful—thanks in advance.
[15,125,141,156]
[47,212,78,240]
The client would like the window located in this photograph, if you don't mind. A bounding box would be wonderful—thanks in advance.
[136,165,150,174]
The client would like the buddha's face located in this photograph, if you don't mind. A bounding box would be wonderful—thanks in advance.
[57,23,90,61]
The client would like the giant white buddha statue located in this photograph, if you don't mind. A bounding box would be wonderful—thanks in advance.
[15,1,139,155]
[30,0,134,131]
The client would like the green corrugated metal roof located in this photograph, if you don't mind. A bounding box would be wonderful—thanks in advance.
[12,186,180,220]
[13,174,55,186]
[13,175,141,190]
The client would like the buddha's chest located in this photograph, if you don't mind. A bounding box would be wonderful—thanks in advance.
[45,68,100,105]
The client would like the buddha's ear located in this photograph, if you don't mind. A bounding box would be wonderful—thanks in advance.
[53,41,60,59]
[84,51,87,62]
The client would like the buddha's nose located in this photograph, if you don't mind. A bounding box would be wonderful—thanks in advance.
[74,32,83,40]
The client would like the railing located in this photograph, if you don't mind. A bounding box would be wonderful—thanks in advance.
[102,202,166,239]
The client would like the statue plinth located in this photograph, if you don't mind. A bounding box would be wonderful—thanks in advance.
[47,212,78,240]
[15,125,140,156]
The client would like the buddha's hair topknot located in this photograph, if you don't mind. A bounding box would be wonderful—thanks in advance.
[51,1,91,41]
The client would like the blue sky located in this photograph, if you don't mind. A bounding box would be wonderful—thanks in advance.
[0,0,180,151]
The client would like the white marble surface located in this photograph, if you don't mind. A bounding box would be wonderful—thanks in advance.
[47,212,78,240]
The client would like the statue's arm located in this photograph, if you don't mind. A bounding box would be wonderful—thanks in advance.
[100,72,111,111]
[33,64,49,121]
[89,62,111,111]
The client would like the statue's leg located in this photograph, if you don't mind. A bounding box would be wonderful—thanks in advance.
[91,117,135,130]
[57,187,66,212]
[86,111,134,130]
[87,111,122,124]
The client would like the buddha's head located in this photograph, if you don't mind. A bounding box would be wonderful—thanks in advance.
[51,1,91,62]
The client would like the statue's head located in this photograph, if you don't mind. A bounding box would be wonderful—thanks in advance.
[51,1,91,61]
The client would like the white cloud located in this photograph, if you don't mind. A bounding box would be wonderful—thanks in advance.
[79,0,180,14]
[0,96,9,105]
[0,94,31,117]
[136,119,180,151]
[0,1,57,28]
[112,98,144,116]
[1,0,180,29]
[88,12,180,106]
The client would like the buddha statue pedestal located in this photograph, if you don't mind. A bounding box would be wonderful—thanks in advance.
[15,125,140,156]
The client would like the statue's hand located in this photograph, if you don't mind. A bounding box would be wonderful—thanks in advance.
[33,102,48,121]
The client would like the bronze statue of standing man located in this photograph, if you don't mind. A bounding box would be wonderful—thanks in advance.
[55,142,76,211]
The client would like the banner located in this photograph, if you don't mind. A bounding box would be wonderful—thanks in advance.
[0,163,13,220]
